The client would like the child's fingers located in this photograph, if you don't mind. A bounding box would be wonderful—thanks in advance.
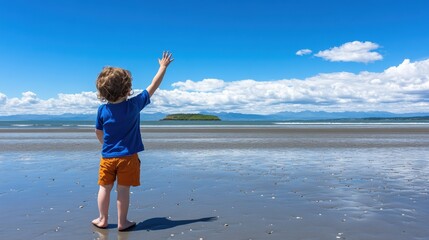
[163,51,170,58]
[160,51,173,63]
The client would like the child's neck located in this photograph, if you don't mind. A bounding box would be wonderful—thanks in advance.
[108,97,127,104]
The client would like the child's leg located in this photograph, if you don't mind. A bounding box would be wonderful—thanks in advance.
[117,184,135,230]
[92,184,113,228]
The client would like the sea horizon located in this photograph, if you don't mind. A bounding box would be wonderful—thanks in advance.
[1,118,429,130]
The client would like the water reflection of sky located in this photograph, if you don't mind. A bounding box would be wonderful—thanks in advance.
[0,129,428,239]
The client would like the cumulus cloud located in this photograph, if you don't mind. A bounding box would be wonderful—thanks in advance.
[147,58,429,114]
[296,49,312,56]
[0,91,100,115]
[1,58,429,115]
[171,79,225,92]
[315,41,383,63]
[0,92,7,104]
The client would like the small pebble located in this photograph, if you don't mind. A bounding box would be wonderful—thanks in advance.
[336,232,345,239]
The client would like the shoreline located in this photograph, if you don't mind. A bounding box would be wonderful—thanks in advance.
[1,120,429,130]
[1,123,429,133]
[1,125,429,152]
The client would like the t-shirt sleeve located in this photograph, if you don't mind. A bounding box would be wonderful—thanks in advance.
[95,105,104,130]
[136,90,151,111]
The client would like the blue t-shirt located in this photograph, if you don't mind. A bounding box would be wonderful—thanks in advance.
[96,90,151,158]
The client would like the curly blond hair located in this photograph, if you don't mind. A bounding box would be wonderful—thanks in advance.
[96,67,132,102]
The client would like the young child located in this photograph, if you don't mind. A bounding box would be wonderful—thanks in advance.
[92,51,173,231]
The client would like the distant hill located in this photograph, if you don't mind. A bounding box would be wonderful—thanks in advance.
[361,116,429,121]
[0,112,166,121]
[206,111,429,121]
[162,113,221,121]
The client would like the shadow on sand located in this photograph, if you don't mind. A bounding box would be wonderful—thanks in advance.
[133,216,218,231]
[92,217,217,240]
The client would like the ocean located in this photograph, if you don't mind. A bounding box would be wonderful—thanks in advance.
[1,119,429,129]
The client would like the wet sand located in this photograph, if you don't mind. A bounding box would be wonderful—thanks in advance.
[0,125,428,239]
[1,125,429,151]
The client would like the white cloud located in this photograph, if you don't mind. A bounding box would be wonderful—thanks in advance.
[172,79,225,92]
[0,93,7,104]
[1,58,429,115]
[146,58,429,114]
[0,91,99,115]
[315,41,383,63]
[296,49,312,56]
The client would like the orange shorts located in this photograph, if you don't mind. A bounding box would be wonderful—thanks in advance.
[98,153,141,186]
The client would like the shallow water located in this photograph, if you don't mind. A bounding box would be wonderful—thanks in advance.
[0,125,428,240]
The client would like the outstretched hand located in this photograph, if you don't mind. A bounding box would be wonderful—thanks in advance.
[158,51,174,67]
[147,51,174,97]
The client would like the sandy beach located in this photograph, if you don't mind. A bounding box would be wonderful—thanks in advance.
[0,124,428,239]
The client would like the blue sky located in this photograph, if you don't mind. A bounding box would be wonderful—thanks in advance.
[1,0,429,115]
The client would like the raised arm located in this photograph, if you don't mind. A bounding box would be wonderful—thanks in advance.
[146,51,174,97]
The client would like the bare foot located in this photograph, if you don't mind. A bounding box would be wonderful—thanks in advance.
[92,217,108,229]
[118,220,136,231]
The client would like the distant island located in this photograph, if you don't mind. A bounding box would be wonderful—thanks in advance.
[162,113,221,121]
